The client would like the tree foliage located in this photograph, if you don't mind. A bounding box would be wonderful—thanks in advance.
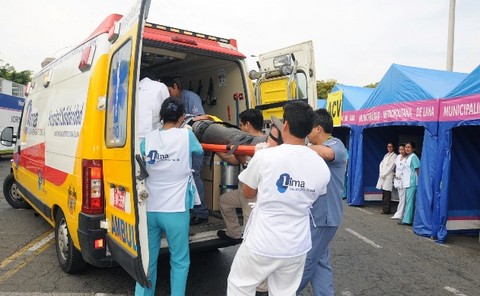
[317,79,337,99]
[0,61,32,85]
[364,82,378,88]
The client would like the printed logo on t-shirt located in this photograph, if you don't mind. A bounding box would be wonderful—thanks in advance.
[276,173,307,193]
[146,150,179,164]
[192,105,199,115]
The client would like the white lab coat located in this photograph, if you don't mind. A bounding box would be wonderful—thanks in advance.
[376,152,397,191]
[138,77,170,138]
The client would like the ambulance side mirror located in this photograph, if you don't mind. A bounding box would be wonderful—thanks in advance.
[1,127,16,147]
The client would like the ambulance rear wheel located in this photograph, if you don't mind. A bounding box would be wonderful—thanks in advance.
[3,173,30,209]
[55,210,87,273]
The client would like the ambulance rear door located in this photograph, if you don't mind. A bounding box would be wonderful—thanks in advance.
[252,41,317,118]
[102,0,151,287]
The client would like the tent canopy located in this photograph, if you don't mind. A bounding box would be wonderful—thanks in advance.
[332,83,373,112]
[317,98,326,109]
[445,65,480,99]
[362,64,468,109]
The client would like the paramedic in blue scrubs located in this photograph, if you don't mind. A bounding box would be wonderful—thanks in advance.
[297,109,348,296]
[162,76,209,225]
[399,141,420,226]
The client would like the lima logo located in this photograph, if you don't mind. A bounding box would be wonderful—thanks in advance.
[276,173,305,193]
[24,100,38,128]
[24,101,32,126]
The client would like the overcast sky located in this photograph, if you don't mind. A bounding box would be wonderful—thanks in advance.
[1,0,479,86]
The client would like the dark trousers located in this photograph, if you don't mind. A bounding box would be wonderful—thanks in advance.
[382,190,392,214]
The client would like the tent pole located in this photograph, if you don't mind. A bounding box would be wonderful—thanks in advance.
[446,0,456,72]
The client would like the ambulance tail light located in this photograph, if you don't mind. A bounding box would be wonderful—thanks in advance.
[94,238,105,249]
[82,159,104,215]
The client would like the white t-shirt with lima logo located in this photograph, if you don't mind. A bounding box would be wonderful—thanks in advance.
[238,144,330,258]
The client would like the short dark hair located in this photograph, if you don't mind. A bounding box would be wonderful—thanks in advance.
[283,101,314,138]
[160,97,185,123]
[398,143,406,148]
[140,71,159,80]
[312,108,333,134]
[161,76,182,89]
[239,109,263,131]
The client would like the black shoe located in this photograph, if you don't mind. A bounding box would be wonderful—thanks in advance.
[217,230,242,243]
[397,221,412,226]
[190,217,208,225]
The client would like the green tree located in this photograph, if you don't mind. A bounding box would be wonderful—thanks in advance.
[317,79,337,99]
[365,82,378,88]
[0,61,32,85]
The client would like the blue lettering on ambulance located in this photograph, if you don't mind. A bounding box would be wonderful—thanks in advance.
[111,214,137,251]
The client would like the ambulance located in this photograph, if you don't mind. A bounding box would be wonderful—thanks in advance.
[1,0,317,286]
[0,93,24,157]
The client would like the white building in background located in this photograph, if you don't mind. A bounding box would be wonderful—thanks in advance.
[0,78,25,155]
[0,78,25,98]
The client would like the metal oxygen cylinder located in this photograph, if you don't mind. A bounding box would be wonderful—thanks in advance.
[219,161,239,194]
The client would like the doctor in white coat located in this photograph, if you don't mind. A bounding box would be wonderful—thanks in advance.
[376,143,397,214]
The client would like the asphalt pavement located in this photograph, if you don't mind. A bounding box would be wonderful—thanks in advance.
[0,157,479,296]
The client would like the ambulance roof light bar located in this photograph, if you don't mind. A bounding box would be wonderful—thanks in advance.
[146,23,237,49]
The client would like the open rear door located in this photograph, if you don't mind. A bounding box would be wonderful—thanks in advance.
[103,0,151,287]
[252,41,317,118]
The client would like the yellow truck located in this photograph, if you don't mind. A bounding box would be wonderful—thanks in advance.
[1,0,317,287]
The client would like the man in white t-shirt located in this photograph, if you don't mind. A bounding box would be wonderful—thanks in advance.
[227,101,331,296]
[138,75,169,139]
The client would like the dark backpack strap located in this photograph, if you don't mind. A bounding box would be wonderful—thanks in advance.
[225,134,255,156]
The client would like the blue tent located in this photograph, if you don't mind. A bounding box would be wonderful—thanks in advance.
[433,65,480,242]
[330,84,373,144]
[348,64,467,238]
[326,84,374,200]
[317,98,326,109]
[318,84,373,147]
[332,84,374,114]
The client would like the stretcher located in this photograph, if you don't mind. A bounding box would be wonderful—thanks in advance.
[201,143,255,156]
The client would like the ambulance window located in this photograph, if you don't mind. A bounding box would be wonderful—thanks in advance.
[106,40,132,147]
[295,72,307,100]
